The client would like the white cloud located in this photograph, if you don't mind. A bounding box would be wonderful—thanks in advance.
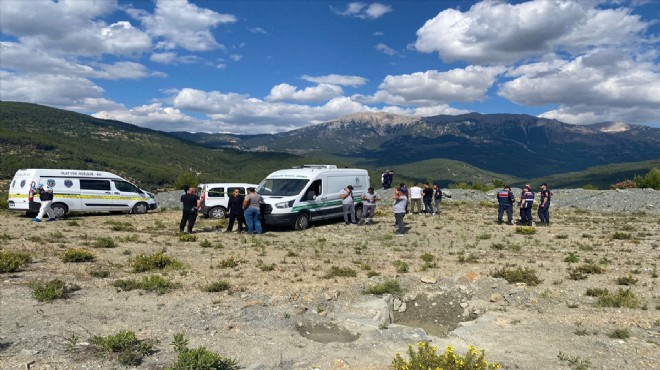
[266,83,344,102]
[331,2,392,19]
[499,49,660,124]
[363,65,505,106]
[376,43,396,56]
[229,54,242,62]
[128,0,236,52]
[89,61,166,80]
[300,74,367,87]
[248,27,267,34]
[0,71,104,106]
[94,103,201,132]
[414,0,648,64]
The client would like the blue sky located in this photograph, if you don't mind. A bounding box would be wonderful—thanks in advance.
[1,0,659,134]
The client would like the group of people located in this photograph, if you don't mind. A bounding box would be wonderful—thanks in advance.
[497,183,551,226]
[179,186,264,235]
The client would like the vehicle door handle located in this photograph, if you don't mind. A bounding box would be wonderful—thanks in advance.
[114,192,120,195]
[105,191,111,194]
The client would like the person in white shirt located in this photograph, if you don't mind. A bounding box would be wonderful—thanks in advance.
[409,182,423,214]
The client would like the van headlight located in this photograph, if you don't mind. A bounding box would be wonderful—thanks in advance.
[275,200,294,209]
[147,192,155,199]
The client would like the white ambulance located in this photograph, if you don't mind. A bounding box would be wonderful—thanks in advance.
[8,169,158,217]
[256,165,370,230]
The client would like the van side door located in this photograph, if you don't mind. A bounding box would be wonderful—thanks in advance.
[79,179,114,210]
[298,179,323,219]
[112,180,145,210]
[321,176,345,219]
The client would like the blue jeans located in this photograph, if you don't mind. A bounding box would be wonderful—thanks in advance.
[244,207,262,234]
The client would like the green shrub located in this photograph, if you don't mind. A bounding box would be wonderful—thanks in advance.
[616,274,638,286]
[61,248,95,263]
[92,237,117,248]
[515,226,536,235]
[130,252,183,272]
[633,167,660,190]
[168,333,239,370]
[91,330,155,366]
[113,275,179,295]
[0,251,31,273]
[105,220,136,232]
[392,342,501,370]
[595,288,641,309]
[179,233,197,242]
[612,232,632,240]
[218,257,239,268]
[364,278,401,295]
[202,280,230,292]
[585,288,609,297]
[608,328,630,339]
[30,278,72,302]
[324,266,357,278]
[564,252,579,263]
[90,269,110,278]
[491,267,541,286]
[393,260,409,273]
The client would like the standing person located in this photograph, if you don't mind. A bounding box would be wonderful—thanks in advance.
[243,187,263,234]
[399,182,410,214]
[32,183,56,222]
[433,185,443,214]
[225,188,245,233]
[497,186,515,225]
[180,187,200,233]
[409,182,423,214]
[381,171,387,190]
[393,187,408,235]
[538,183,552,226]
[359,187,379,225]
[340,185,356,225]
[422,183,434,214]
[519,185,535,226]
[386,170,394,189]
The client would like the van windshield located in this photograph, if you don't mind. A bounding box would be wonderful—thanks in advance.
[257,178,308,197]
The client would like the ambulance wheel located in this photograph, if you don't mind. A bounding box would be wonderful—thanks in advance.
[294,213,310,230]
[132,202,149,214]
[209,207,227,219]
[51,203,68,218]
[354,204,363,221]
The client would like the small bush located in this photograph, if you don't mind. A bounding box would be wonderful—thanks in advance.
[90,270,110,278]
[169,333,239,370]
[393,260,409,273]
[564,252,579,263]
[633,167,660,190]
[218,257,239,269]
[392,342,501,370]
[257,262,276,271]
[515,226,536,235]
[608,328,630,339]
[178,233,197,242]
[585,288,609,297]
[324,266,357,278]
[595,288,641,309]
[612,232,631,240]
[113,275,179,295]
[420,253,435,263]
[61,248,96,263]
[105,220,136,232]
[491,267,541,286]
[30,278,72,302]
[130,252,183,272]
[0,251,31,273]
[616,274,638,286]
[364,278,401,295]
[93,237,117,248]
[91,330,155,366]
[199,239,213,248]
[568,263,605,280]
[202,280,230,292]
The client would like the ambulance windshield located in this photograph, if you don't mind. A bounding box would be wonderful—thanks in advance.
[257,178,308,197]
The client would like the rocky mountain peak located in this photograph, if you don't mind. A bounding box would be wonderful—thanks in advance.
[330,111,420,127]
[587,121,631,133]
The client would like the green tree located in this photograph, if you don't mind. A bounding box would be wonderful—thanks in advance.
[633,168,660,190]
[174,172,199,191]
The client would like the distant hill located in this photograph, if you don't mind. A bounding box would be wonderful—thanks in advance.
[173,112,660,179]
[0,102,311,189]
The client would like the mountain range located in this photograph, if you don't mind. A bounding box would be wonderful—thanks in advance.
[172,112,660,179]
[1,102,658,190]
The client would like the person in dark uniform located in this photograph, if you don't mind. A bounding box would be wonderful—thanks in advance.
[180,186,200,233]
[497,186,515,225]
[422,183,434,214]
[537,183,551,226]
[518,185,535,226]
[225,188,246,233]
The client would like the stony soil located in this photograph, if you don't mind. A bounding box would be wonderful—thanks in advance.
[1,191,658,370]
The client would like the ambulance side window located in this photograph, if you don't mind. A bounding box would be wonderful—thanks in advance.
[207,188,224,197]
[80,179,111,191]
[114,181,140,193]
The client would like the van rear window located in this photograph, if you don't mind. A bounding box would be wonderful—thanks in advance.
[80,179,111,191]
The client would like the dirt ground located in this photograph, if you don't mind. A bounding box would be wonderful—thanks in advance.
[0,201,658,369]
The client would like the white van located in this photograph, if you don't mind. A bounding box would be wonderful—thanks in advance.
[197,182,258,219]
[8,169,157,217]
[257,165,370,230]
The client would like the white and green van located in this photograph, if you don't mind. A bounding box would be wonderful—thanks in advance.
[8,169,157,217]
[257,165,369,230]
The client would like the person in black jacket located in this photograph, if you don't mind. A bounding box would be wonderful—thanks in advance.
[225,189,246,233]
[33,183,56,222]
[180,187,200,233]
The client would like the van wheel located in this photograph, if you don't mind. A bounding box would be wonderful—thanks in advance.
[132,202,149,214]
[51,203,68,218]
[355,204,363,221]
[209,207,227,219]
[294,213,310,230]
